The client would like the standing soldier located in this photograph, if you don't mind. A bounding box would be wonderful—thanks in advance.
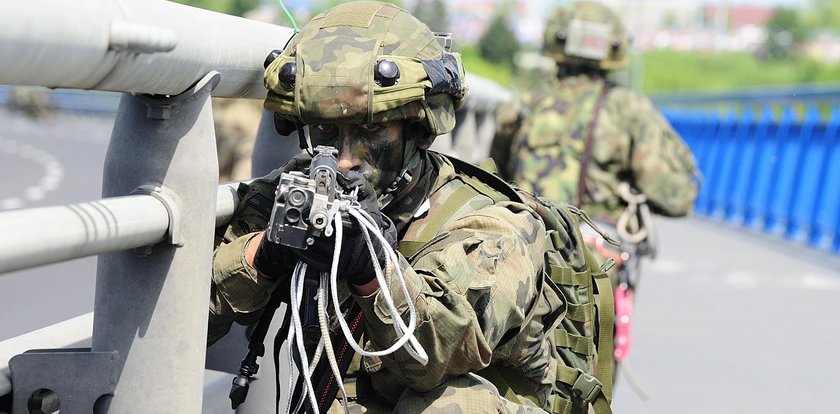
[491,0,700,362]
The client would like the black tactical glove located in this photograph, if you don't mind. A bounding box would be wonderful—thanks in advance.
[250,153,314,280]
[252,232,296,281]
[291,170,397,285]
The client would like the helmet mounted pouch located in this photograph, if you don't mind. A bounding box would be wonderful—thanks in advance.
[565,19,611,61]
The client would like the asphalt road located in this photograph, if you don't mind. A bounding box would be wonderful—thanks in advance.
[0,109,110,341]
[2,109,839,413]
[611,217,840,413]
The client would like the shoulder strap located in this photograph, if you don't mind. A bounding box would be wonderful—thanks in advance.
[397,154,522,258]
[578,85,611,208]
[444,154,524,204]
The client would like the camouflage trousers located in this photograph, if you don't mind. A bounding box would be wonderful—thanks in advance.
[327,373,547,414]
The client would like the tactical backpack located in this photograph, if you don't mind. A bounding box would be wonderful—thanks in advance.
[398,154,615,414]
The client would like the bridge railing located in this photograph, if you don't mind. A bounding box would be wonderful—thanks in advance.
[0,1,512,413]
[654,83,840,255]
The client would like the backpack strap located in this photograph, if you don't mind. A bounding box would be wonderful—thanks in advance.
[398,154,518,258]
[444,154,523,202]
[578,84,611,208]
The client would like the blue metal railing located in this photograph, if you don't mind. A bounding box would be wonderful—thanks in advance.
[656,83,840,254]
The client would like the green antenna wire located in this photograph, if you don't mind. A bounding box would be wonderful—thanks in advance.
[276,0,300,33]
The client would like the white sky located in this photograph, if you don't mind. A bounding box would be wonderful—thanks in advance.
[531,0,809,12]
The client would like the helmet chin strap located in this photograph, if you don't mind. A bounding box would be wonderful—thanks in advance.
[296,123,315,157]
[379,136,424,209]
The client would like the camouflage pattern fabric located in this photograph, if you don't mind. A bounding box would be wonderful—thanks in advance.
[263,1,467,148]
[493,74,699,223]
[213,98,262,181]
[208,151,566,411]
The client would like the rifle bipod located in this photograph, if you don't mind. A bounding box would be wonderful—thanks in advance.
[230,286,289,410]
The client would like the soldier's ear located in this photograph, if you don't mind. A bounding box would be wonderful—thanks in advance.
[273,113,298,136]
[407,121,432,150]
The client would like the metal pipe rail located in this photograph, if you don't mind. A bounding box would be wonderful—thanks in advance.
[0,184,239,275]
[0,1,289,408]
[0,313,244,414]
[651,82,840,255]
[651,82,840,106]
[0,315,93,397]
[0,0,293,98]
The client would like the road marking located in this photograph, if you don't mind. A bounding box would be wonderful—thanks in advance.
[778,273,840,291]
[724,271,760,289]
[650,258,840,292]
[0,137,65,210]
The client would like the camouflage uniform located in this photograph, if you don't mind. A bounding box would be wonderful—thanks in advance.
[492,74,699,224]
[208,2,571,413]
[213,98,262,181]
[211,151,558,412]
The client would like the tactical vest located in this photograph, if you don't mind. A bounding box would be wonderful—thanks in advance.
[398,154,615,414]
[509,81,609,209]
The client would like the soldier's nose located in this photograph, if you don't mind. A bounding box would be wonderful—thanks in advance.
[337,147,356,170]
[337,158,353,169]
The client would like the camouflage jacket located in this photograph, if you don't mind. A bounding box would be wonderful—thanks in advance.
[491,74,699,223]
[209,151,562,406]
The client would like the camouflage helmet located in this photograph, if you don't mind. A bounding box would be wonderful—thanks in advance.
[264,1,467,149]
[543,1,629,70]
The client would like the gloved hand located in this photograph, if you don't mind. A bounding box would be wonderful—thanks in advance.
[291,170,397,285]
[250,152,314,280]
[282,151,313,174]
[252,232,296,281]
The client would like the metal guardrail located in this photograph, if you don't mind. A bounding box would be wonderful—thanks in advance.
[651,82,840,108]
[0,0,294,412]
[657,84,840,255]
[0,1,514,413]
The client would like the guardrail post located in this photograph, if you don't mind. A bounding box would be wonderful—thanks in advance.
[723,108,754,222]
[91,72,220,412]
[761,107,794,233]
[742,108,773,227]
[785,106,820,240]
[692,111,718,215]
[809,109,840,249]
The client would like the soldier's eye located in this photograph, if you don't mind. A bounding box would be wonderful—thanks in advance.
[359,123,382,133]
[313,124,337,135]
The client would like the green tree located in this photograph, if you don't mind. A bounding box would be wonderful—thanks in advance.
[477,12,520,69]
[807,0,840,32]
[761,7,810,60]
[170,0,260,17]
[412,0,449,33]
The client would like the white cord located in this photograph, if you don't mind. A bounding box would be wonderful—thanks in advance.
[289,262,321,414]
[347,208,428,364]
[282,201,428,414]
[318,271,350,413]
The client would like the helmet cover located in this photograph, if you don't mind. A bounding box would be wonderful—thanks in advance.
[264,1,468,149]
